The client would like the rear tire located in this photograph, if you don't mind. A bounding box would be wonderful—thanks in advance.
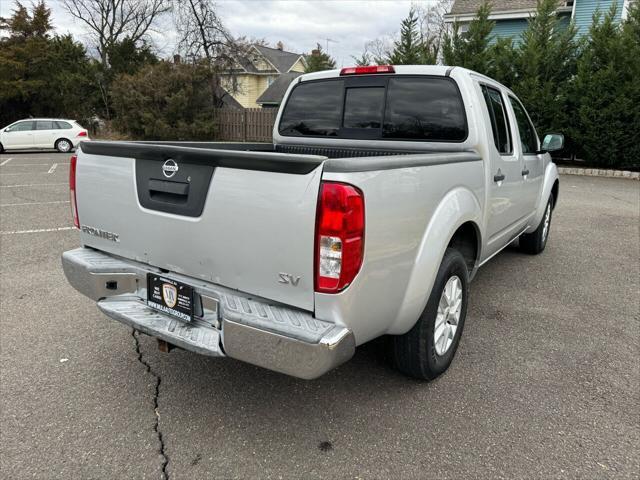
[0,143,4,153]
[55,138,72,153]
[392,248,469,380]
[519,196,553,254]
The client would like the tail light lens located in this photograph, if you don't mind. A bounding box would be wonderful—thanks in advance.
[77,131,88,137]
[315,182,364,293]
[69,154,79,228]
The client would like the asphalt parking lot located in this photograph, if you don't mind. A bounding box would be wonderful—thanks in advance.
[1,151,638,479]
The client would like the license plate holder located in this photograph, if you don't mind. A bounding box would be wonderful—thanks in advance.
[147,274,194,322]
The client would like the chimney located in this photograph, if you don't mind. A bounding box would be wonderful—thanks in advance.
[311,49,320,57]
[173,54,181,64]
[276,41,284,51]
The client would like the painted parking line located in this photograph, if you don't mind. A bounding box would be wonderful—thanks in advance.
[48,163,58,174]
[0,200,70,207]
[1,173,65,177]
[0,226,74,235]
[0,158,12,166]
[0,183,67,188]
[0,163,50,167]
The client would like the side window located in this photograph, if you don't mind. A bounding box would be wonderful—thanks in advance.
[481,85,512,154]
[55,121,72,129]
[36,120,55,130]
[7,121,34,132]
[508,97,538,154]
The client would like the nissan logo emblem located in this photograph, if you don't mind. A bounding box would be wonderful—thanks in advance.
[162,159,178,178]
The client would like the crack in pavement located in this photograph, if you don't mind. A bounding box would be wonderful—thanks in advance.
[132,330,170,479]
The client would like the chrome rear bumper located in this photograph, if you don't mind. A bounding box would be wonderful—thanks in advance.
[62,247,355,379]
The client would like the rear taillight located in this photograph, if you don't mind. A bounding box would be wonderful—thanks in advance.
[315,182,364,293]
[77,131,87,137]
[69,154,79,228]
[340,65,395,76]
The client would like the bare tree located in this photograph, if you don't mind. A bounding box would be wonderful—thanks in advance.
[173,0,250,100]
[62,0,171,67]
[363,37,394,64]
[174,0,239,64]
[412,0,453,63]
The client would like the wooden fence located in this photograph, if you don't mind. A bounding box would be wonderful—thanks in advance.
[213,108,277,142]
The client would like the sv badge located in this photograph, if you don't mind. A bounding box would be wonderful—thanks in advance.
[278,272,301,286]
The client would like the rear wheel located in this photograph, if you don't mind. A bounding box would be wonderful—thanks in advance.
[519,196,553,254]
[55,138,72,153]
[392,248,469,380]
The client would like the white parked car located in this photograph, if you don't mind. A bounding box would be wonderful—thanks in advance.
[0,118,90,153]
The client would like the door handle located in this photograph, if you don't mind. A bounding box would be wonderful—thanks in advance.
[522,169,530,176]
[493,172,505,182]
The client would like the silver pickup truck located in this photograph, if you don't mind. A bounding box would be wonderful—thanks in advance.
[62,65,562,380]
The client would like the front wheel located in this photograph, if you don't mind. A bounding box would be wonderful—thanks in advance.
[55,138,72,153]
[392,248,469,380]
[519,196,553,254]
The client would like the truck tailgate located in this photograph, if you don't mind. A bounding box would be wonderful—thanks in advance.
[75,142,325,311]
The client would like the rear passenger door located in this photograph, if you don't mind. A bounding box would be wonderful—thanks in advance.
[507,97,544,218]
[480,84,525,254]
[35,120,57,148]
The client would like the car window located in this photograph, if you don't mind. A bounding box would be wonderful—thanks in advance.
[55,121,73,129]
[279,76,467,142]
[382,77,467,141]
[7,121,34,132]
[508,97,538,154]
[36,120,55,130]
[279,80,344,137]
[481,85,512,154]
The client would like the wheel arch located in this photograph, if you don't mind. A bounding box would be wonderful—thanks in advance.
[526,162,559,233]
[387,186,483,335]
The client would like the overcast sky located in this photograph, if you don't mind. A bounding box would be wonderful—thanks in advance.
[38,0,435,66]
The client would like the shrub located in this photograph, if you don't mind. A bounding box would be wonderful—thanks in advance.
[111,61,218,140]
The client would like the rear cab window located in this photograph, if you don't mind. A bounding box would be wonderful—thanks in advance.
[279,75,467,142]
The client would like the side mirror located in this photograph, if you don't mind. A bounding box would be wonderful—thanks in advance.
[541,133,564,153]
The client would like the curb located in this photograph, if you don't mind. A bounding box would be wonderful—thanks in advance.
[557,166,639,180]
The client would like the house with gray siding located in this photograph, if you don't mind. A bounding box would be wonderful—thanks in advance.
[444,0,635,42]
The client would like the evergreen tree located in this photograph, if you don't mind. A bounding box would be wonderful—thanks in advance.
[512,0,579,141]
[351,52,371,66]
[390,9,423,64]
[443,2,495,73]
[304,44,336,73]
[0,1,98,125]
[568,3,640,167]
[389,8,438,65]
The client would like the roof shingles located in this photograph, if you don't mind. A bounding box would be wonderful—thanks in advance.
[253,45,302,73]
[449,0,539,15]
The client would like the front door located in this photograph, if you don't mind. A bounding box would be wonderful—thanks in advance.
[480,83,525,259]
[508,97,544,218]
[3,120,35,149]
